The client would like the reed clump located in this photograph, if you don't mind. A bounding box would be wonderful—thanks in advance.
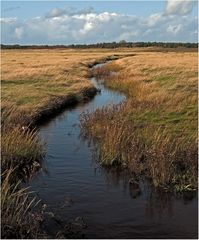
[80,103,197,190]
[81,51,198,191]
[1,107,45,238]
[1,107,44,179]
[1,169,46,239]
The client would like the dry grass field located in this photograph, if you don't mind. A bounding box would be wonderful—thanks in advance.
[2,48,138,126]
[1,49,112,125]
[95,51,197,136]
[1,48,198,237]
[2,48,195,123]
[81,50,198,191]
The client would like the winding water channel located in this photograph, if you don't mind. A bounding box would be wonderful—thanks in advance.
[30,63,198,239]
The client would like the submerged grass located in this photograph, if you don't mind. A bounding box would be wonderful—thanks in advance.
[81,51,198,191]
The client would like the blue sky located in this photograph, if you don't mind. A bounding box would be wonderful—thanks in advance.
[1,1,198,44]
[2,1,170,18]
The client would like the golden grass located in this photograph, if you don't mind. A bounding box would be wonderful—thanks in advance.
[81,50,198,190]
[91,51,197,137]
[1,106,44,176]
[1,107,45,238]
[116,52,197,101]
[1,48,138,238]
[1,49,198,238]
[1,48,129,125]
[2,48,196,124]
[1,169,45,239]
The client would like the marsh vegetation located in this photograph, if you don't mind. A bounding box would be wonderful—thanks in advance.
[1,107,45,238]
[81,51,198,191]
[1,47,198,238]
[1,48,128,238]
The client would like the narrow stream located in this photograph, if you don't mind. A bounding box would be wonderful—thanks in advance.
[31,63,198,239]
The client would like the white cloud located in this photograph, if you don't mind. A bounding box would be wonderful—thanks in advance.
[118,30,139,41]
[79,21,94,35]
[0,17,17,24]
[167,24,183,34]
[98,12,117,22]
[1,6,197,44]
[45,6,95,18]
[14,27,24,39]
[165,0,194,15]
[147,13,164,27]
[46,7,66,18]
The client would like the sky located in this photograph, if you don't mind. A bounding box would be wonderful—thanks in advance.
[1,0,198,44]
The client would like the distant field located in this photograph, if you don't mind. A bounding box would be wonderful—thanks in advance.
[2,47,196,124]
[103,51,197,137]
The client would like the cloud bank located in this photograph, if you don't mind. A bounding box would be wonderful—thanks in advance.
[1,0,197,44]
[165,0,195,15]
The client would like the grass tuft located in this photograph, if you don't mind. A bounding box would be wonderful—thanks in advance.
[1,169,45,239]
[1,107,45,238]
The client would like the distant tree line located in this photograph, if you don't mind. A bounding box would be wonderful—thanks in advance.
[1,41,198,49]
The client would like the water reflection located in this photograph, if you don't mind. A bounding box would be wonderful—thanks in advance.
[98,163,197,220]
[145,189,173,219]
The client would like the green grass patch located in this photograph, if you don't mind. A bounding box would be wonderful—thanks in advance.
[152,75,177,85]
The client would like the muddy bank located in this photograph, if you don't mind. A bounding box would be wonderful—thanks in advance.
[30,86,97,127]
[29,55,127,128]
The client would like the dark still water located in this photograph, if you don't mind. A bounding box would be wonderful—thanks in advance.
[30,66,198,239]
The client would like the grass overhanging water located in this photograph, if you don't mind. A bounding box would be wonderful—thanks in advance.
[80,51,198,191]
[1,107,46,238]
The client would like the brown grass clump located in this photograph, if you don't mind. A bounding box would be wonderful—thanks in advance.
[81,103,197,190]
[81,51,198,191]
[1,169,46,239]
[1,107,44,179]
[1,107,45,238]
